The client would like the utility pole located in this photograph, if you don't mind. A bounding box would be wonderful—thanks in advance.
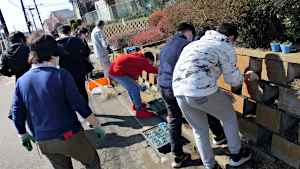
[20,0,31,34]
[0,9,9,37]
[33,0,43,30]
[28,7,37,31]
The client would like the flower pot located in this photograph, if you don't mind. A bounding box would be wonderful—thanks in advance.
[280,42,292,54]
[270,42,281,52]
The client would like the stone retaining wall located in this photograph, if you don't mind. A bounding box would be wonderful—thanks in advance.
[111,48,300,169]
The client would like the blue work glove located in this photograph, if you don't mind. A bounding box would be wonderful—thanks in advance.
[19,132,36,151]
[93,124,105,143]
[140,85,146,92]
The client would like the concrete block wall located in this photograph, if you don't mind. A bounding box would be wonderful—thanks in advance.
[112,47,300,168]
[102,20,148,39]
[219,49,300,168]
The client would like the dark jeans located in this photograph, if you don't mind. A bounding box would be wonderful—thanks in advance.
[159,87,225,156]
[73,76,89,104]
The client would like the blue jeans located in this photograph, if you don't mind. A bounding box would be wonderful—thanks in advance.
[110,75,142,110]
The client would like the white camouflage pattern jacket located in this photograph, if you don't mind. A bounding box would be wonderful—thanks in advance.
[172,30,244,97]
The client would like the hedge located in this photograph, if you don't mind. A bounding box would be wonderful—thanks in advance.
[147,0,300,49]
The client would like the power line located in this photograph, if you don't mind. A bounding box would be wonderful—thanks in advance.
[7,0,23,10]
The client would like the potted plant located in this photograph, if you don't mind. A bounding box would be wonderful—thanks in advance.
[280,40,292,54]
[270,40,281,52]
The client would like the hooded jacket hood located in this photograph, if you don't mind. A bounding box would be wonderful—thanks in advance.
[200,30,231,44]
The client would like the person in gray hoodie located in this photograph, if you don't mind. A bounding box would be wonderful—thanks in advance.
[173,21,259,169]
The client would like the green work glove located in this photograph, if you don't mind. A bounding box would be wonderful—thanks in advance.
[93,124,105,143]
[20,132,36,151]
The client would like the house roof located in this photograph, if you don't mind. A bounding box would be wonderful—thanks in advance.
[50,9,75,19]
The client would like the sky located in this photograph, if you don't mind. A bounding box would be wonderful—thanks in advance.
[1,0,74,33]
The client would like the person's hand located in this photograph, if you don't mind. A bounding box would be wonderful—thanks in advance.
[19,132,36,151]
[137,84,146,92]
[246,71,259,81]
[223,91,236,103]
[140,85,146,92]
[93,124,105,143]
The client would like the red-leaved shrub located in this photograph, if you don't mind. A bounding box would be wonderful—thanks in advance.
[130,29,168,46]
[108,27,152,49]
[147,10,164,27]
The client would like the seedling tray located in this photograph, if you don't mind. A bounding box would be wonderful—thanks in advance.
[148,98,167,115]
[141,123,170,150]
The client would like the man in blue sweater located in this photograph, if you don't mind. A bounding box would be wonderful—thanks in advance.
[158,22,226,168]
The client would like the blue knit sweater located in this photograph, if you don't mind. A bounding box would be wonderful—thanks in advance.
[158,33,191,88]
[12,67,92,141]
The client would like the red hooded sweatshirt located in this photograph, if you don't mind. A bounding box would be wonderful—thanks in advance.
[109,52,158,79]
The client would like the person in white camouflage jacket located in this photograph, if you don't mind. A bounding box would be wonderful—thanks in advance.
[172,21,259,169]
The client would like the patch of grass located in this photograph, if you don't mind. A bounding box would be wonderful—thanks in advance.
[92,70,104,79]
[290,78,300,91]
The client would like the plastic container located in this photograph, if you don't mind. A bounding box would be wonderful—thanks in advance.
[148,98,167,115]
[141,124,170,151]
[88,78,111,92]
[280,42,292,54]
[270,42,281,52]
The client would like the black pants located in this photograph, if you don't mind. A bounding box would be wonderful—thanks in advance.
[73,76,89,104]
[159,87,225,156]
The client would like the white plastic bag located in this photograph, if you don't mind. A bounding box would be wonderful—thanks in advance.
[92,87,102,95]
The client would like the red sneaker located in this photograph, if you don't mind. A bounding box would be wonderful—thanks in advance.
[132,102,146,110]
[136,108,153,118]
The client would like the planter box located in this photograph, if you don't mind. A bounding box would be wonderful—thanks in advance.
[280,42,292,54]
[270,42,281,52]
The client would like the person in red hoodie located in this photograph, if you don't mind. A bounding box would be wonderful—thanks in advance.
[109,49,158,118]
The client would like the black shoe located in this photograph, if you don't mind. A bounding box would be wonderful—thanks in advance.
[212,162,220,169]
[172,152,189,168]
[212,133,227,145]
[229,148,252,167]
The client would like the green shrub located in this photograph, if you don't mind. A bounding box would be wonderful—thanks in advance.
[156,0,300,48]
[283,13,300,43]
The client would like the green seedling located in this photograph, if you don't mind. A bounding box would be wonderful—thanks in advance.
[282,40,291,45]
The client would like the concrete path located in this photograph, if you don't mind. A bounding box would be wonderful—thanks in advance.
[0,74,205,169]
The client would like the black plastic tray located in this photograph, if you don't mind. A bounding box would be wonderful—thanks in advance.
[148,98,167,115]
[141,124,170,150]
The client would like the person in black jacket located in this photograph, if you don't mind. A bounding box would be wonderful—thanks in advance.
[56,25,93,104]
[0,31,34,135]
[0,31,31,80]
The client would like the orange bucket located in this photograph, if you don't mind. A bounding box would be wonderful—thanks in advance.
[88,77,112,92]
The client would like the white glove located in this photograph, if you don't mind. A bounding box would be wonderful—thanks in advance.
[246,71,259,81]
[223,91,236,103]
